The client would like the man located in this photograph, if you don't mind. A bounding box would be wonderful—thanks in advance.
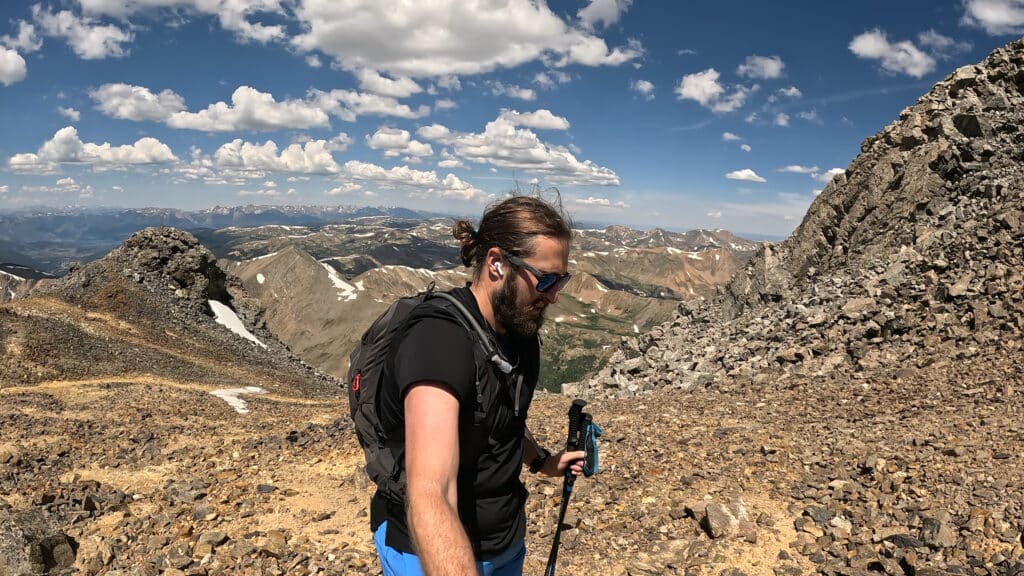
[372,195,585,576]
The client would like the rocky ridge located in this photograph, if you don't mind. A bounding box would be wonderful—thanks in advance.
[572,38,1024,400]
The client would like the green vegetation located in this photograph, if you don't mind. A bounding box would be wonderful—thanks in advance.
[538,351,601,393]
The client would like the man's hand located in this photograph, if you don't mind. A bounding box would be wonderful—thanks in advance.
[541,450,586,477]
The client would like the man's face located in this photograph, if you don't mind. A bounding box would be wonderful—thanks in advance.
[492,235,570,337]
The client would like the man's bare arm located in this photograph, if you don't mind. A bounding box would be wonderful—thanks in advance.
[404,383,477,576]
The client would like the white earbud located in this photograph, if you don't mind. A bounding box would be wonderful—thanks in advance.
[495,262,504,277]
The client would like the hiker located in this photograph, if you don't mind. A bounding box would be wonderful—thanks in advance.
[371,195,586,576]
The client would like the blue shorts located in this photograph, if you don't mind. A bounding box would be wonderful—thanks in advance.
[373,521,526,576]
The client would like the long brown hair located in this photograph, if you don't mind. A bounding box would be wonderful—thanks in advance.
[452,195,572,278]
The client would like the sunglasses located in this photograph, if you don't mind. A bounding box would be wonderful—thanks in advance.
[502,251,571,293]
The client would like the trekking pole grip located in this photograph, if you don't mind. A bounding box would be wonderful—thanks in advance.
[566,399,586,451]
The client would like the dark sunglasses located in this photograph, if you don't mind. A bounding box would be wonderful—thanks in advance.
[502,251,571,293]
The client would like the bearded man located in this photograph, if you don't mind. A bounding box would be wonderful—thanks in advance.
[370,195,585,576]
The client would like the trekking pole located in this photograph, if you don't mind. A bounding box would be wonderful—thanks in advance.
[544,399,587,576]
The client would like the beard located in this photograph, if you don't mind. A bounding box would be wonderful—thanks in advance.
[492,276,547,337]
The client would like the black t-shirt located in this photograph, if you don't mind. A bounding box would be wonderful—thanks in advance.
[371,286,540,560]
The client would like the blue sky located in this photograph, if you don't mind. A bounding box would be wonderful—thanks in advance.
[0,0,1022,236]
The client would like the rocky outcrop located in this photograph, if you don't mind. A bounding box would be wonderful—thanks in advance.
[571,38,1024,400]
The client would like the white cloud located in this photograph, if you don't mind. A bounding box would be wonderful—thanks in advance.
[311,88,431,121]
[778,165,819,174]
[306,54,322,68]
[725,168,767,183]
[961,0,1024,35]
[774,112,790,127]
[213,137,344,174]
[415,113,619,186]
[706,210,722,219]
[90,83,187,121]
[574,196,629,209]
[740,144,752,152]
[736,55,785,79]
[490,82,537,101]
[58,106,81,121]
[499,109,571,130]
[849,28,935,78]
[0,47,27,86]
[355,68,423,98]
[534,70,572,89]
[238,188,283,197]
[342,160,487,201]
[291,0,641,78]
[917,29,972,57]
[578,0,633,30]
[436,75,462,91]
[814,168,845,183]
[435,98,458,111]
[778,86,802,98]
[8,126,177,174]
[0,185,8,194]
[722,132,742,141]
[631,79,655,100]
[1,22,43,53]
[366,127,434,159]
[675,68,752,113]
[33,5,132,59]
[327,182,363,195]
[77,0,286,44]
[798,109,820,122]
[168,86,330,131]
[812,188,823,196]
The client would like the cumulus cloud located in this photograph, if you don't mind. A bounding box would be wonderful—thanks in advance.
[849,28,935,78]
[0,47,27,86]
[740,144,752,152]
[675,68,752,113]
[578,0,633,30]
[327,182,363,195]
[574,196,629,208]
[435,98,457,111]
[778,86,802,98]
[342,160,487,201]
[58,106,81,121]
[722,132,742,141]
[798,109,820,122]
[725,168,767,183]
[778,165,819,174]
[168,86,330,131]
[961,0,1024,35]
[306,54,322,68]
[534,70,572,89]
[415,113,619,186]
[366,127,434,159]
[0,185,8,195]
[355,68,423,98]
[311,88,431,121]
[774,113,790,127]
[1,22,43,53]
[499,109,571,130]
[8,126,177,174]
[489,82,537,101]
[291,0,641,78]
[814,167,845,183]
[90,83,187,121]
[631,79,655,100]
[213,136,348,174]
[33,5,132,59]
[77,0,286,44]
[736,55,785,79]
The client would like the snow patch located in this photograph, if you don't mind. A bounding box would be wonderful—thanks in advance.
[554,316,565,323]
[210,386,266,414]
[596,283,608,293]
[321,263,360,301]
[249,251,280,261]
[0,270,25,281]
[715,253,721,262]
[666,247,682,255]
[256,273,266,284]
[687,253,703,261]
[633,324,640,334]
[209,300,267,349]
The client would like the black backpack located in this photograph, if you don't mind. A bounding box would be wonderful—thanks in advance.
[346,288,513,500]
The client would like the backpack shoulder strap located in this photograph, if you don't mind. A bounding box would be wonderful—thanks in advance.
[425,291,513,375]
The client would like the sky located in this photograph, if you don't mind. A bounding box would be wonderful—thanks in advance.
[0,1,1022,237]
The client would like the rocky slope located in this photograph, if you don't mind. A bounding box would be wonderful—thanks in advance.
[574,38,1024,400]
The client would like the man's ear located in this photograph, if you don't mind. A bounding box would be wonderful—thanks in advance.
[485,247,504,281]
